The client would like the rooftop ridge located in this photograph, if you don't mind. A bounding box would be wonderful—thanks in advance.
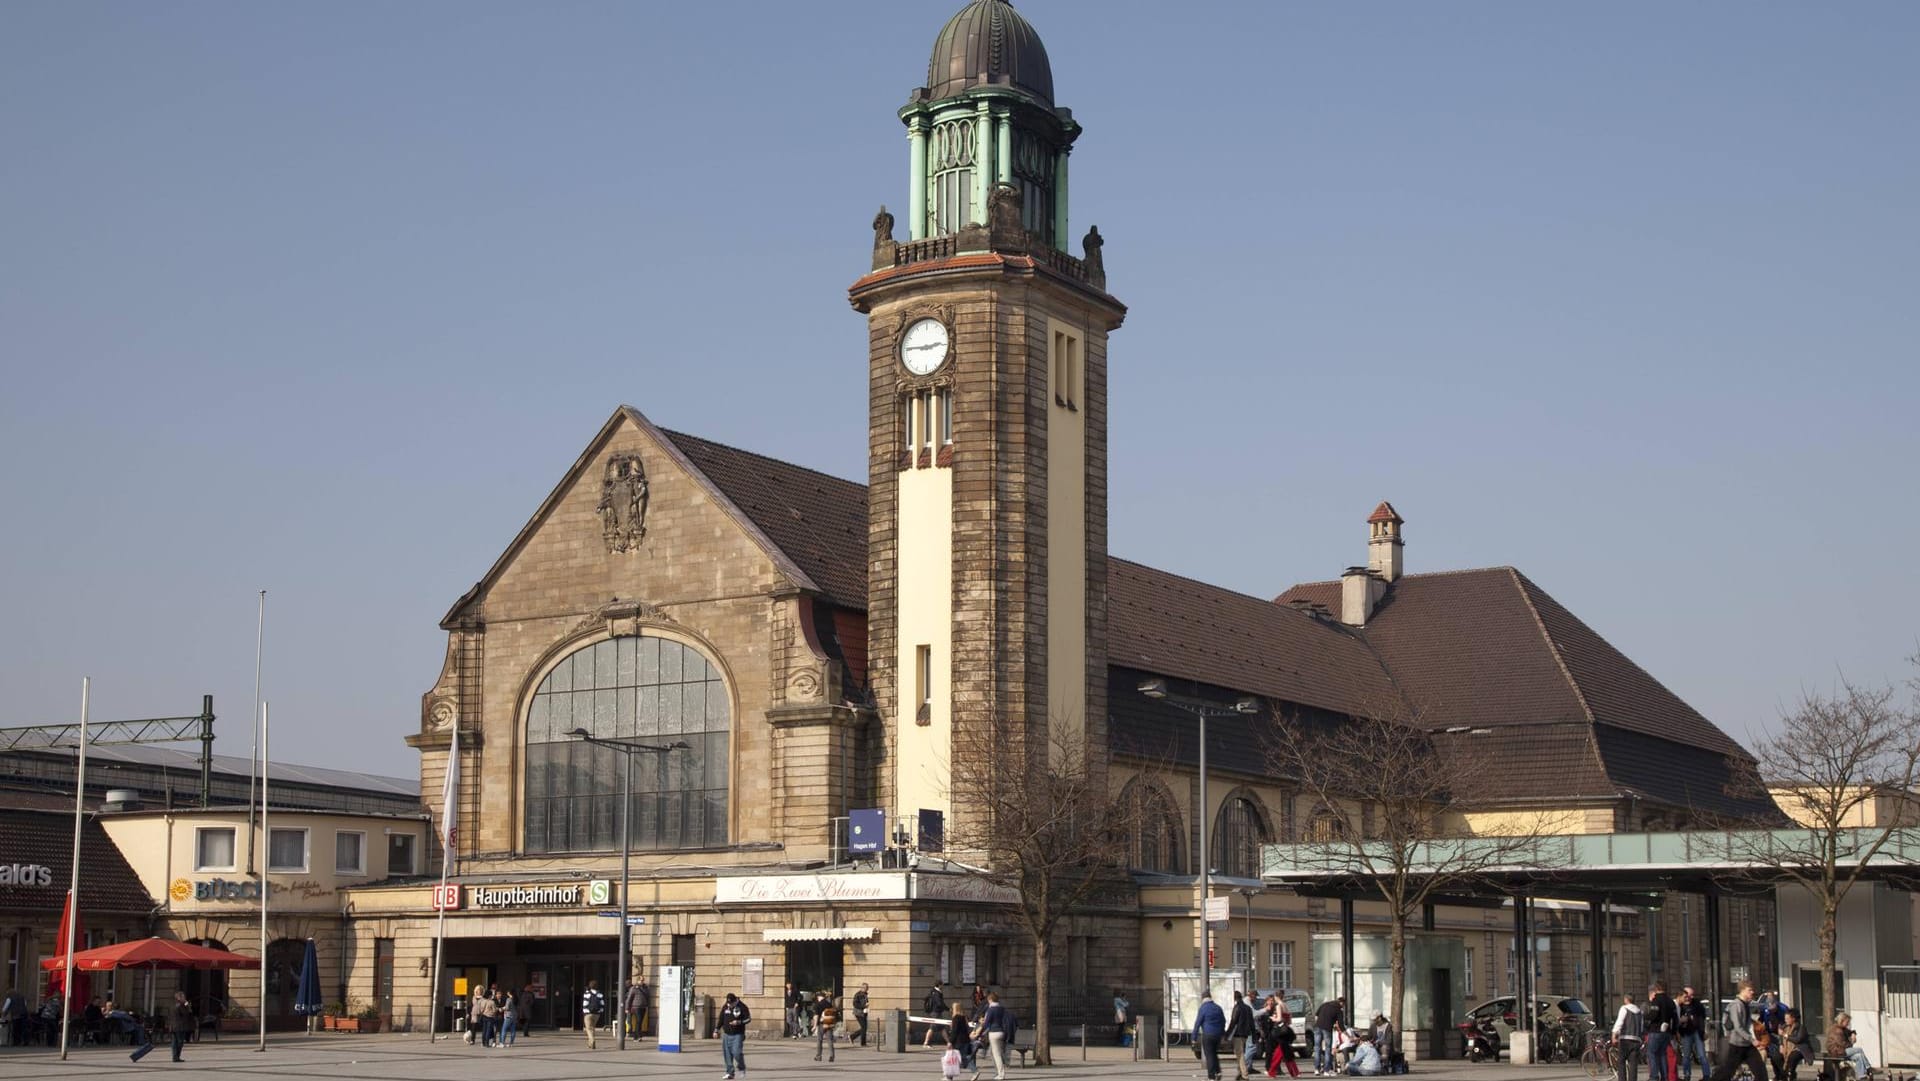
[659,427,865,492]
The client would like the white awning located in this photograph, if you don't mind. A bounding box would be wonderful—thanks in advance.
[762,927,877,943]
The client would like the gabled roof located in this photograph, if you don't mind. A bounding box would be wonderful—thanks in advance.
[444,407,867,627]
[1368,501,1403,525]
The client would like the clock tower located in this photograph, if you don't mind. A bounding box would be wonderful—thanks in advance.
[849,0,1125,852]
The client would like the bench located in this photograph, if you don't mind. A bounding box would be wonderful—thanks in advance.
[1819,1055,1857,1081]
[1009,1030,1036,1066]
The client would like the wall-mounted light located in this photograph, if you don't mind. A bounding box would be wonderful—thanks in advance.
[1162,920,1173,931]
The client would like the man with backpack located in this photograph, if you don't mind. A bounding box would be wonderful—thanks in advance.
[922,982,947,1047]
[1644,982,1678,1081]
[581,979,605,1049]
[1612,990,1646,1081]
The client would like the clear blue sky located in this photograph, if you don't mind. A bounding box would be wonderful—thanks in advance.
[4,2,1916,777]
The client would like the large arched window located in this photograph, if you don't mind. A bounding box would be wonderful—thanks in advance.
[1119,779,1184,874]
[1212,793,1271,879]
[524,635,730,853]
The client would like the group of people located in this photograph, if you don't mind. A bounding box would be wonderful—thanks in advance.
[938,988,1020,1081]
[1604,980,1876,1081]
[783,980,870,1051]
[0,989,193,1062]
[1193,991,1399,1081]
[464,981,526,1049]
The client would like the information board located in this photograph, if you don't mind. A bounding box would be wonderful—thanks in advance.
[659,965,684,1053]
[1162,968,1247,1036]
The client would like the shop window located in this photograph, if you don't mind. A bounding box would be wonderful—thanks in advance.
[387,832,417,876]
[335,830,366,875]
[268,827,309,873]
[195,827,236,872]
[523,635,732,853]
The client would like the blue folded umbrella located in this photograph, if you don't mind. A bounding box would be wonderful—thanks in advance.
[294,939,324,1016]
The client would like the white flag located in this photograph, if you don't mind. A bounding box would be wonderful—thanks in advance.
[440,725,459,869]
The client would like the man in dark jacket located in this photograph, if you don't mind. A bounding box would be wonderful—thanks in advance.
[1226,990,1257,1080]
[1313,996,1347,1076]
[852,982,870,1046]
[921,982,946,1047]
[1644,982,1678,1081]
[717,992,751,1080]
[1676,988,1709,1081]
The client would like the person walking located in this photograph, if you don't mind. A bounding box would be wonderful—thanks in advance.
[922,982,947,1047]
[945,1002,976,1079]
[1226,989,1256,1080]
[717,992,751,1080]
[1195,990,1228,1081]
[785,981,805,1039]
[852,982,870,1046]
[516,985,536,1040]
[814,992,840,1062]
[623,980,642,1039]
[581,979,606,1049]
[165,991,193,1063]
[1612,990,1646,1081]
[1268,997,1301,1079]
[1313,996,1346,1077]
[1707,982,1768,1081]
[980,991,1014,1081]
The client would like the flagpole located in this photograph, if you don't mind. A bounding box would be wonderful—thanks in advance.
[58,677,89,1061]
[246,590,265,874]
[257,700,270,1052]
[426,723,458,1042]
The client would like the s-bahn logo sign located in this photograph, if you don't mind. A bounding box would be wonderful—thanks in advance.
[464,880,611,909]
[0,863,55,887]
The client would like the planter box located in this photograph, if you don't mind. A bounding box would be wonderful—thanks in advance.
[333,1017,383,1034]
[219,1018,255,1034]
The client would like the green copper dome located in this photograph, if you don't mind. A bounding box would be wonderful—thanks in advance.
[925,0,1054,106]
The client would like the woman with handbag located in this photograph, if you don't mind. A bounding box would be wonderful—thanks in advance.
[1268,998,1301,1079]
[943,1003,974,1079]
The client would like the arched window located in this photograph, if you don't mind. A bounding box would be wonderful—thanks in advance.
[929,118,977,236]
[1119,779,1184,874]
[523,636,730,853]
[1307,806,1348,843]
[1212,793,1271,879]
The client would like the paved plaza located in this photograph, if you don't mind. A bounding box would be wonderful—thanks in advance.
[0,1033,1611,1081]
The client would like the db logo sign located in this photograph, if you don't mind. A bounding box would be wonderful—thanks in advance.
[431,883,462,911]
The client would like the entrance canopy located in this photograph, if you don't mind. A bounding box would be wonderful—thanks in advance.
[42,936,261,971]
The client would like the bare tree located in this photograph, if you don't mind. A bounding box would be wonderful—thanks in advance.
[1267,701,1552,1036]
[942,711,1153,1067]
[1724,663,1920,1027]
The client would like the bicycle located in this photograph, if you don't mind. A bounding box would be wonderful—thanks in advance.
[1584,1032,1622,1081]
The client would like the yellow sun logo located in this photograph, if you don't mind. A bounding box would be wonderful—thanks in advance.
[170,878,192,902]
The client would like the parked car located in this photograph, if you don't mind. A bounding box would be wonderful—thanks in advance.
[1460,995,1595,1058]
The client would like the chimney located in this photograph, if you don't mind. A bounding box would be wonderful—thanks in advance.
[1341,566,1386,627]
[1367,501,1405,582]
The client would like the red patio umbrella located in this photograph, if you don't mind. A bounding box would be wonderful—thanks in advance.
[41,937,261,972]
[47,891,90,1010]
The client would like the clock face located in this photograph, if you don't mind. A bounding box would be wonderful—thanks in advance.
[899,317,950,375]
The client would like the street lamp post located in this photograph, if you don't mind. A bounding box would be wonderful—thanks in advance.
[1137,679,1259,1000]
[568,728,688,1051]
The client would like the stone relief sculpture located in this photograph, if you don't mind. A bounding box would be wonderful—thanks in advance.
[596,453,650,553]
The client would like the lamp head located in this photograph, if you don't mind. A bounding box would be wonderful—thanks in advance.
[1138,678,1167,699]
[1233,697,1259,714]
[567,727,590,739]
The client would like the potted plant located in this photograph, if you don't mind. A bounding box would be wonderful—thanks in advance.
[321,1002,347,1031]
[354,1001,383,1034]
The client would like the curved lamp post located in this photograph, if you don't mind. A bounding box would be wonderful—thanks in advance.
[568,728,688,1051]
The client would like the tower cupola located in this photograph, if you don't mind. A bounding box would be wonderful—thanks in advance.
[1367,501,1405,582]
[900,0,1080,248]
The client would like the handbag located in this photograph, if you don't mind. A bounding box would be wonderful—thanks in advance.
[942,1047,962,1079]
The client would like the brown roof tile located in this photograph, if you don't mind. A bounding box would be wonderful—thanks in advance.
[660,429,869,611]
[0,808,154,915]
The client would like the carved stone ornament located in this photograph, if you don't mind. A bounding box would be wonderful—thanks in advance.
[787,668,822,703]
[428,697,457,732]
[987,183,1026,253]
[595,453,650,554]
[871,204,898,270]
